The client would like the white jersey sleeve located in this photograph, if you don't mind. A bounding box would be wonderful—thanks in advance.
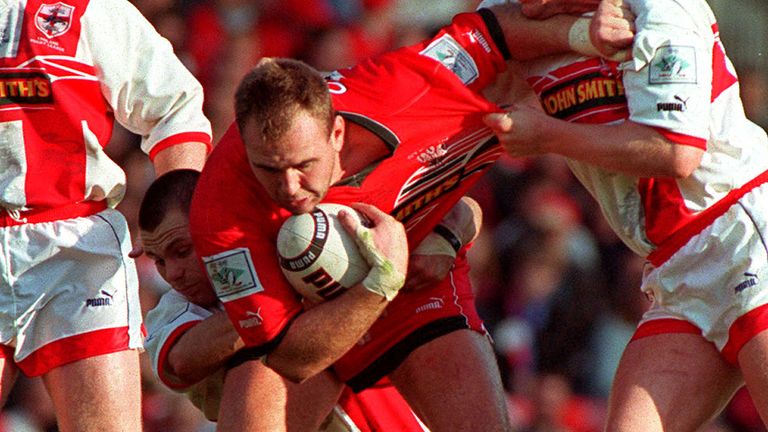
[620,0,715,142]
[144,290,224,421]
[144,290,212,387]
[80,0,211,156]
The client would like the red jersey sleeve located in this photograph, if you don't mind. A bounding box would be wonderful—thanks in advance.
[407,10,510,92]
[329,11,508,116]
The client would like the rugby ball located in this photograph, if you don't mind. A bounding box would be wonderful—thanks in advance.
[277,203,370,302]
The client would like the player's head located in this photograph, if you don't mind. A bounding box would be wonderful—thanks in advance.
[139,169,217,307]
[235,58,344,214]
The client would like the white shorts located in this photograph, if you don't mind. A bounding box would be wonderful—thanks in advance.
[0,207,143,376]
[637,182,768,364]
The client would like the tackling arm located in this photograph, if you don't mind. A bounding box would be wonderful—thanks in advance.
[485,107,704,178]
[405,197,483,291]
[165,310,245,385]
[484,2,632,61]
[438,196,483,247]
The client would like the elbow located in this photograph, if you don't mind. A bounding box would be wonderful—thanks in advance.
[668,160,696,179]
[668,149,703,179]
[655,141,704,178]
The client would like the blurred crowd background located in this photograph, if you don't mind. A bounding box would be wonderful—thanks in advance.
[1,0,766,430]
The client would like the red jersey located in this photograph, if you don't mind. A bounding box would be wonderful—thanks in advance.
[191,10,507,386]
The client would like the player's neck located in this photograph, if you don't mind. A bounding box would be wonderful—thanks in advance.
[336,122,391,180]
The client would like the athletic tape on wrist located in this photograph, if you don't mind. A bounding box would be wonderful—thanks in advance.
[568,18,631,62]
[568,18,601,57]
[353,225,405,301]
[413,231,458,258]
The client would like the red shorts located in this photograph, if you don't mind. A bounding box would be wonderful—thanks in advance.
[337,379,426,431]
[333,252,486,391]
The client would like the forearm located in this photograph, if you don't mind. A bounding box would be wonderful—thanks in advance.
[540,119,703,178]
[152,141,209,175]
[439,196,483,246]
[266,202,407,382]
[167,311,245,384]
[265,286,389,382]
[487,3,578,61]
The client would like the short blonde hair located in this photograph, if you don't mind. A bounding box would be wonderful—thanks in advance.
[235,58,334,144]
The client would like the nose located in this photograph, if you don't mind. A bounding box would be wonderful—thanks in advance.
[165,259,185,284]
[279,169,302,196]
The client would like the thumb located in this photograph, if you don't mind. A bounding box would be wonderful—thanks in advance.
[483,112,513,133]
[337,208,361,237]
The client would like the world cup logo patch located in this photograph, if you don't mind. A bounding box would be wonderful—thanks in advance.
[35,2,75,39]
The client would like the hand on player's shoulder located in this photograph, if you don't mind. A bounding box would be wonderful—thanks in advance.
[589,0,635,61]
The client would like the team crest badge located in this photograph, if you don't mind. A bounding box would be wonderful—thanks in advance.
[649,46,697,84]
[35,2,75,39]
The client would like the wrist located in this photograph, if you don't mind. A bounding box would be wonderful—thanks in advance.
[568,17,600,57]
[433,224,462,254]
[352,225,405,301]
[361,262,404,301]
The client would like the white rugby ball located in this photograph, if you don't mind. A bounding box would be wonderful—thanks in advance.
[277,203,370,302]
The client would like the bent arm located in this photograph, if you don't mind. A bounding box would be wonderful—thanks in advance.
[486,109,704,178]
[166,310,245,384]
[438,196,483,246]
[479,0,634,61]
[544,120,703,178]
[488,3,577,61]
[405,196,484,291]
[265,286,390,382]
[265,203,408,382]
[486,3,631,61]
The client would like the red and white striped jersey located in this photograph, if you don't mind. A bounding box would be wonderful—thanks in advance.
[520,0,768,262]
[0,0,211,213]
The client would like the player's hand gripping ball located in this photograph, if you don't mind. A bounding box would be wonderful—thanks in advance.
[277,203,371,302]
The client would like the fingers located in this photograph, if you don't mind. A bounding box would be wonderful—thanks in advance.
[337,207,362,236]
[518,0,551,19]
[338,202,408,271]
[338,203,407,300]
[608,48,632,62]
[342,202,385,227]
[590,0,635,55]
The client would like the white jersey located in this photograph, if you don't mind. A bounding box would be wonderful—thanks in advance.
[0,0,211,213]
[144,290,416,431]
[520,0,768,262]
[145,289,224,421]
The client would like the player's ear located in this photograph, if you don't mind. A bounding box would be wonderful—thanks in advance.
[330,114,345,152]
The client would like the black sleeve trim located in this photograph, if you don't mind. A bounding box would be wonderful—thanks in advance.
[477,8,512,61]
[224,318,293,371]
